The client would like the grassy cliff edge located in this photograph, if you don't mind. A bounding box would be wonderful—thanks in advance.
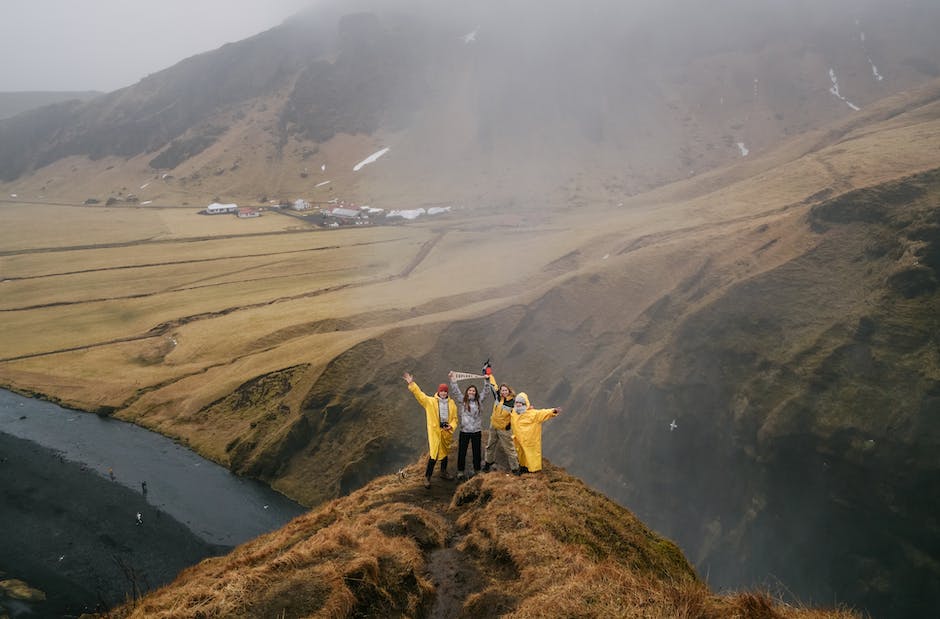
[101,459,859,618]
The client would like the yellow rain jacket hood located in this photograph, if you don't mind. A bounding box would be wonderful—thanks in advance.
[509,392,558,472]
[408,381,458,459]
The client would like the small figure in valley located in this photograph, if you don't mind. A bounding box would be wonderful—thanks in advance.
[403,372,458,488]
[449,370,488,480]
[510,392,562,473]
[108,467,115,481]
[141,480,148,495]
[136,512,142,525]
[481,364,521,475]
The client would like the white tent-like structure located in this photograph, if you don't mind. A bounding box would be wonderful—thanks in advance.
[206,202,237,214]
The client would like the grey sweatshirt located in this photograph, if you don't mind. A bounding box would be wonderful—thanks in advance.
[451,379,487,433]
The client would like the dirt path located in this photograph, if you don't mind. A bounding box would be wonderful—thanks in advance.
[398,230,445,278]
[391,470,490,618]
[426,536,483,619]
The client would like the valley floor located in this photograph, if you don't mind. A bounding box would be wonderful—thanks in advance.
[0,432,228,617]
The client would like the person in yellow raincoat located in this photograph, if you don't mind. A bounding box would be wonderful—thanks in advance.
[481,369,521,475]
[403,372,458,488]
[510,392,562,473]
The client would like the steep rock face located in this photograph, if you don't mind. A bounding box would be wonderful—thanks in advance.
[545,170,940,617]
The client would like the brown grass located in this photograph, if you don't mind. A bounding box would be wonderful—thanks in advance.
[105,495,440,618]
[449,466,861,618]
[100,458,859,618]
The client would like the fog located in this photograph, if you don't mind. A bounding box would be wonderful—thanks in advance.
[0,0,317,92]
[1,0,916,93]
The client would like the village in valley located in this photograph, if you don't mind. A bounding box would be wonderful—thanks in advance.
[195,147,451,227]
[203,197,452,228]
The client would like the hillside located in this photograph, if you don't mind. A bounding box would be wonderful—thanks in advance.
[101,460,857,618]
[2,0,940,208]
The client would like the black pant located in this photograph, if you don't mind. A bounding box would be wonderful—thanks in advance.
[425,456,448,479]
[457,431,482,473]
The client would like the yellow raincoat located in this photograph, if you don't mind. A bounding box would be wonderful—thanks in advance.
[486,373,513,430]
[408,381,458,460]
[510,392,558,472]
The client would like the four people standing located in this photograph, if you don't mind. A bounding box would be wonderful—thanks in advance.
[405,364,561,487]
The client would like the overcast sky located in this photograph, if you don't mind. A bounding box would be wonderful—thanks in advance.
[0,0,318,92]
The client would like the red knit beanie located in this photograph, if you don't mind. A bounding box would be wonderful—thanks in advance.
[437,383,449,393]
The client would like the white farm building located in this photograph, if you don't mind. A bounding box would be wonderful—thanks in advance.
[206,202,237,214]
[329,207,360,219]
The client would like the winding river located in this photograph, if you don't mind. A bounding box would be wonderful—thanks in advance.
[0,389,306,616]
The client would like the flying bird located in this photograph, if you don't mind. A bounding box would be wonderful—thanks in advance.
[669,420,678,431]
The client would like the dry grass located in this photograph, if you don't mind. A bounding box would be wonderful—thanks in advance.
[100,459,860,618]
[105,491,442,618]
[448,466,861,618]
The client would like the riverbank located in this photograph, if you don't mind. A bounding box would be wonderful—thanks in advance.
[0,389,307,548]
[0,432,230,617]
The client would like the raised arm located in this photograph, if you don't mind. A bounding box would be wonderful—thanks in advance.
[448,371,461,399]
[404,372,432,406]
[485,372,499,400]
[479,377,490,404]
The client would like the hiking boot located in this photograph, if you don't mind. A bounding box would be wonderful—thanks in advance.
[481,462,493,473]
[456,471,465,481]
[511,468,521,476]
[519,466,529,475]
[440,470,454,480]
[424,477,431,489]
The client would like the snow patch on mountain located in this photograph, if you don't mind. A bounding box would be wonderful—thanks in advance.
[828,68,861,111]
[353,148,390,171]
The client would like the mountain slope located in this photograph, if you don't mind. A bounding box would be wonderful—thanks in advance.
[2,0,940,207]
[102,461,857,618]
[546,169,940,616]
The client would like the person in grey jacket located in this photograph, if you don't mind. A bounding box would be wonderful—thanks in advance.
[449,371,487,480]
